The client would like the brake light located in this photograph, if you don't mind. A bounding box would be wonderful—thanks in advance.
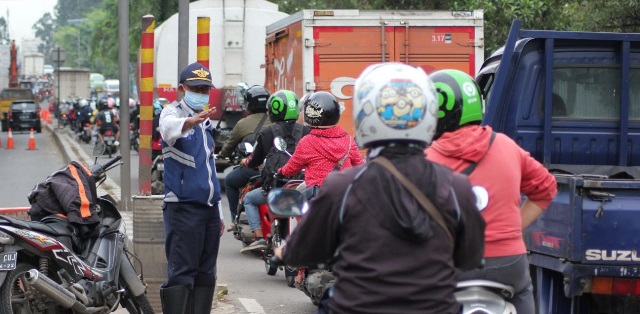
[129,125,133,130]
[36,108,41,119]
[8,110,12,119]
[85,123,90,127]
[106,130,113,136]
[591,277,640,296]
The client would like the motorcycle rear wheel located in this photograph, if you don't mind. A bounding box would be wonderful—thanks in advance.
[0,262,67,314]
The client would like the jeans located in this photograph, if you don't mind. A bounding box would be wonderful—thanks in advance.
[457,253,534,314]
[224,166,260,222]
[243,188,267,232]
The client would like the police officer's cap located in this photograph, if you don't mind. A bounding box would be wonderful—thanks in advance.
[179,62,215,88]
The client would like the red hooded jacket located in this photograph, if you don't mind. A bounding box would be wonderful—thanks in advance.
[426,125,557,257]
[279,126,364,187]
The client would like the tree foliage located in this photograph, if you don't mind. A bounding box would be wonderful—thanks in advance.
[32,13,56,63]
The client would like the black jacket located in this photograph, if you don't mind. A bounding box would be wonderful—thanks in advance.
[282,148,486,314]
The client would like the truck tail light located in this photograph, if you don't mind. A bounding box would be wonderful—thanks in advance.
[36,108,41,119]
[591,277,640,296]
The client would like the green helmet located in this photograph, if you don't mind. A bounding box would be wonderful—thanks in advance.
[266,90,299,122]
[430,69,484,140]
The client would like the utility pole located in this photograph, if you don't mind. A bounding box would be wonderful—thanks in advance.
[177,0,189,100]
[118,0,131,211]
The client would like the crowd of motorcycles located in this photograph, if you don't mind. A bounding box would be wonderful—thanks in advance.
[46,98,516,313]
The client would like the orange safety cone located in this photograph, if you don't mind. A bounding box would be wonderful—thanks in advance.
[6,128,14,149]
[27,128,37,150]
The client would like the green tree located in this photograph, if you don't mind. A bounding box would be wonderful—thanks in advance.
[33,13,56,64]
[0,17,9,45]
[451,0,576,55]
[567,0,640,33]
[54,0,100,26]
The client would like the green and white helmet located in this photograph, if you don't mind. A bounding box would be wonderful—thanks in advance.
[429,69,484,140]
[266,90,299,122]
[353,62,438,148]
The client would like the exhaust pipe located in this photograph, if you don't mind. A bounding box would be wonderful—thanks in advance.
[24,269,89,314]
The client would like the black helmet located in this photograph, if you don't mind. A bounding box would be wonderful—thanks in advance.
[98,97,109,111]
[245,85,270,113]
[430,69,483,140]
[266,90,299,122]
[303,91,341,127]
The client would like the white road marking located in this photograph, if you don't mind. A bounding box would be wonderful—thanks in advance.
[238,298,266,314]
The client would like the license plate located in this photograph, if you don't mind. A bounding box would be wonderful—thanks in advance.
[20,114,30,119]
[104,136,115,141]
[0,252,17,271]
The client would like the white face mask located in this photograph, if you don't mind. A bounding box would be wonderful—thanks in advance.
[183,90,209,110]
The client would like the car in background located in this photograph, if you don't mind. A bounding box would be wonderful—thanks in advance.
[8,100,41,133]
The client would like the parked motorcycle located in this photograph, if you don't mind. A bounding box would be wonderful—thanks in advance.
[0,144,154,313]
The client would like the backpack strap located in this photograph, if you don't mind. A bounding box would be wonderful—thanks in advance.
[461,131,496,176]
[246,114,268,143]
[371,156,454,244]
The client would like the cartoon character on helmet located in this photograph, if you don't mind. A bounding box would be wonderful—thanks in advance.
[244,85,270,113]
[266,89,299,122]
[303,91,341,128]
[429,69,484,141]
[353,62,438,148]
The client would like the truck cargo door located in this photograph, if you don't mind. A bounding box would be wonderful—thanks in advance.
[392,24,478,75]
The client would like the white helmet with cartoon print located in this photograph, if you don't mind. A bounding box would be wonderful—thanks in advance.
[353,62,438,148]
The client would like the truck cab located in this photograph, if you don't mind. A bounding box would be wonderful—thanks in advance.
[0,88,36,131]
[477,20,640,313]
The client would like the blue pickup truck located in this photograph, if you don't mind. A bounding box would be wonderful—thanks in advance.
[476,20,640,313]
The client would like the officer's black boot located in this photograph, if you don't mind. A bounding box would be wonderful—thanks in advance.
[160,285,190,314]
[190,286,215,314]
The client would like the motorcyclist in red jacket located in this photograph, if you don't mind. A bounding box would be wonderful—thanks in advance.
[277,91,364,190]
[426,69,557,313]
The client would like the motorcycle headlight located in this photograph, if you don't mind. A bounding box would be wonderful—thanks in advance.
[0,230,15,245]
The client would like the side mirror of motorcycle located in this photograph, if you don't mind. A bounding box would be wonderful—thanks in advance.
[472,186,489,211]
[267,188,308,217]
[273,136,291,156]
[93,143,106,160]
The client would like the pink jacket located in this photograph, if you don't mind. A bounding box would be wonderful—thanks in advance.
[279,126,364,187]
[426,125,557,257]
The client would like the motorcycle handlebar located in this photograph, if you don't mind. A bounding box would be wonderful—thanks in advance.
[101,155,123,171]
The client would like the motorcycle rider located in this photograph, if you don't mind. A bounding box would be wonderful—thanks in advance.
[94,97,120,146]
[221,85,272,230]
[274,63,486,314]
[425,69,558,313]
[277,91,364,193]
[76,99,93,141]
[239,90,309,253]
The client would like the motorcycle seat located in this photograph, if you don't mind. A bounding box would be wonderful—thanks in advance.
[0,215,73,237]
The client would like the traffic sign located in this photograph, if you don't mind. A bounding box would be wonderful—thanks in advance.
[51,47,66,67]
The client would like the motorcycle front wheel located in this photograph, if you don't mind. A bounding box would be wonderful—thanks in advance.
[0,262,68,313]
